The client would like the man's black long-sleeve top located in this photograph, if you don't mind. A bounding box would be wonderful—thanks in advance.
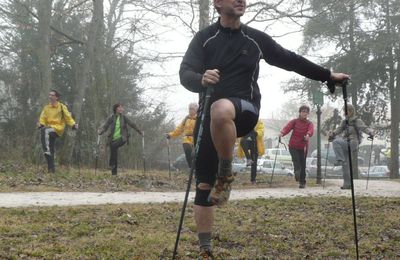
[179,20,331,109]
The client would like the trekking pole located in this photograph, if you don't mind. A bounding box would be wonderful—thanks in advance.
[76,130,81,175]
[269,137,281,187]
[37,127,43,173]
[342,79,360,260]
[142,131,146,174]
[167,137,171,178]
[172,87,213,259]
[323,141,330,189]
[365,137,374,190]
[94,134,100,175]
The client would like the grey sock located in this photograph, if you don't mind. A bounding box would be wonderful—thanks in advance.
[218,159,232,177]
[198,232,212,251]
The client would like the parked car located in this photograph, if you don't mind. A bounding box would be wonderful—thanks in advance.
[263,148,293,169]
[306,157,361,179]
[306,157,342,179]
[310,148,365,165]
[310,147,336,164]
[172,154,189,171]
[360,165,390,178]
[259,159,294,176]
[232,158,247,174]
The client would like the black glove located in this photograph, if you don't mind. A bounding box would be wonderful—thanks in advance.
[328,135,335,142]
[368,134,374,141]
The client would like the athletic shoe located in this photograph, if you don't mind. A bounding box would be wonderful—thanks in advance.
[208,175,234,206]
[299,183,305,189]
[198,249,213,259]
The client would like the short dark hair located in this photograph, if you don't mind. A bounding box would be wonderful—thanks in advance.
[299,105,310,113]
[50,89,60,99]
[113,103,121,114]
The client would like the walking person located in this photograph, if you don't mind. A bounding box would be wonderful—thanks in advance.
[373,146,381,165]
[166,102,198,168]
[178,0,349,257]
[37,90,78,173]
[329,104,374,189]
[98,103,143,175]
[237,120,265,184]
[279,105,314,188]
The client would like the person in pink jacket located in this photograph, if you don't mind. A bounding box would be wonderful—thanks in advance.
[279,105,314,188]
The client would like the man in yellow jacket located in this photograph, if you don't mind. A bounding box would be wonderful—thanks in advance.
[166,102,198,168]
[237,120,265,183]
[37,90,78,173]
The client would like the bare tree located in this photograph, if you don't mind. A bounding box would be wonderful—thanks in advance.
[36,0,53,105]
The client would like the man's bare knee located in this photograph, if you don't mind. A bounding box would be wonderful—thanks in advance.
[211,100,235,121]
[197,183,211,190]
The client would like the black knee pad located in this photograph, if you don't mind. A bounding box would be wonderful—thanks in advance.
[194,187,213,207]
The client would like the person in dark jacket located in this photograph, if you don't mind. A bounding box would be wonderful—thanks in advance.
[279,105,314,188]
[329,104,374,189]
[98,103,143,175]
[179,0,349,257]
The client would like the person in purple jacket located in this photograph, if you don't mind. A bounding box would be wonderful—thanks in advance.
[279,105,314,188]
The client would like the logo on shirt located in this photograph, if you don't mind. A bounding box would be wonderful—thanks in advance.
[241,49,248,55]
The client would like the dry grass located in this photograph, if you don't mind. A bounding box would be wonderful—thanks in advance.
[1,161,399,259]
[0,197,399,259]
[0,160,307,193]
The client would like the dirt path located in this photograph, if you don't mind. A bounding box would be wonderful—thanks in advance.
[0,179,399,208]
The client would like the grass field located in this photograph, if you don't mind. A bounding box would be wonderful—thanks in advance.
[0,197,399,259]
[1,161,399,259]
[0,161,304,193]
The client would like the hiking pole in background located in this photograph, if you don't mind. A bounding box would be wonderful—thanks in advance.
[94,134,100,175]
[323,141,331,189]
[341,79,360,260]
[269,137,281,187]
[37,127,43,173]
[365,136,374,190]
[167,137,171,178]
[172,87,214,260]
[142,131,146,174]
[76,129,81,175]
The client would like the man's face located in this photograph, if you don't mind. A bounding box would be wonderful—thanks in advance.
[299,110,309,119]
[215,0,246,17]
[48,91,58,102]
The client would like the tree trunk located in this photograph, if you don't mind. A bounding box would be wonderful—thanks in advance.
[36,0,53,105]
[348,0,359,178]
[199,0,210,30]
[389,45,400,179]
[33,0,52,160]
[384,0,399,179]
[59,0,104,164]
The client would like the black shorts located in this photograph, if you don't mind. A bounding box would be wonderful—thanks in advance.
[193,97,259,185]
